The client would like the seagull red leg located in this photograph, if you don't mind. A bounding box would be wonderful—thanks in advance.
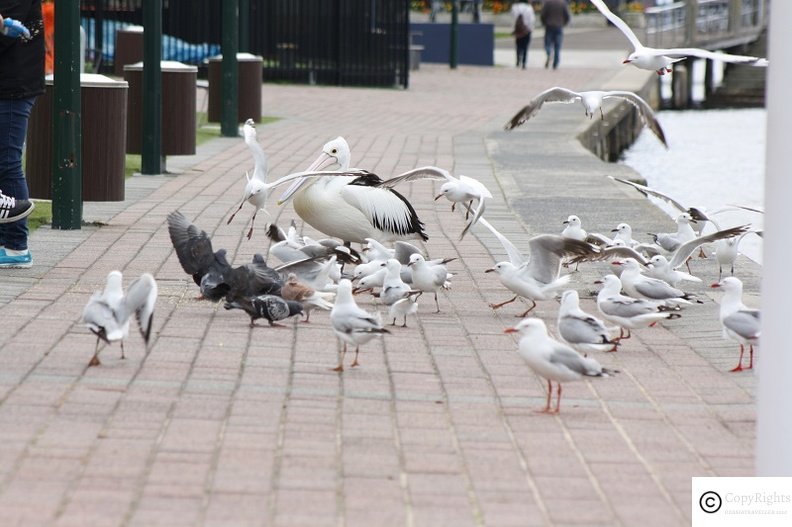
[555,383,563,413]
[490,296,518,310]
[332,343,347,372]
[516,299,537,318]
[350,346,360,368]
[730,344,745,372]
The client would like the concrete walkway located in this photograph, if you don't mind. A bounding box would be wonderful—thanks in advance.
[0,30,760,527]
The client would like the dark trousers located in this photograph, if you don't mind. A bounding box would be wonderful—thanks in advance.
[544,26,564,69]
[516,33,531,68]
[0,97,35,250]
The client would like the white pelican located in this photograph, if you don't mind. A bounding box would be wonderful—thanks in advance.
[277,136,452,244]
[590,0,767,75]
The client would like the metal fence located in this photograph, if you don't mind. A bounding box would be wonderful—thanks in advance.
[79,0,409,88]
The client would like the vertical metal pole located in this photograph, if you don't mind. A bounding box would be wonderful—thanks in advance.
[221,0,239,136]
[141,0,163,174]
[450,0,458,69]
[95,0,104,71]
[757,1,792,476]
[239,0,249,52]
[52,0,82,230]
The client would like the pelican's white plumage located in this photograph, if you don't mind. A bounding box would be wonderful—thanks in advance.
[276,137,439,243]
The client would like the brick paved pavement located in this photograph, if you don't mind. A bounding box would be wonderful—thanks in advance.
[0,39,760,526]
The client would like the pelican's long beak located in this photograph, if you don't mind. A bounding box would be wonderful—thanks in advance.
[277,152,338,205]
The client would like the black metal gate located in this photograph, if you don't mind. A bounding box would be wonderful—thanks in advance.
[79,0,409,88]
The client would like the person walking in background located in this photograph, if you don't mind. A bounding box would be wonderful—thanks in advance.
[541,0,571,70]
[0,1,45,268]
[511,2,535,69]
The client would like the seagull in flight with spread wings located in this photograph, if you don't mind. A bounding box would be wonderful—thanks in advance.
[591,0,768,75]
[505,87,667,147]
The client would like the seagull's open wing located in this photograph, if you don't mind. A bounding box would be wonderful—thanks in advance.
[504,87,582,130]
[667,224,751,270]
[608,176,688,213]
[124,273,158,345]
[603,91,667,148]
[651,47,767,66]
[527,235,597,284]
[590,0,643,51]
[727,203,765,214]
[477,217,524,267]
[568,244,650,267]
[375,166,454,189]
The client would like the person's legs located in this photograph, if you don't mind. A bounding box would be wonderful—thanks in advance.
[552,28,564,69]
[0,97,35,264]
[543,28,553,68]
[516,35,530,68]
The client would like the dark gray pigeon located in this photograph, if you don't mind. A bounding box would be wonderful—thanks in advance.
[224,295,304,327]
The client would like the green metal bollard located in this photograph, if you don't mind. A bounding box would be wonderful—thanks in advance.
[239,0,250,53]
[52,0,82,229]
[142,0,163,174]
[221,0,240,137]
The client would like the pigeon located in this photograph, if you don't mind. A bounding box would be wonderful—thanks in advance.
[223,294,304,327]
[505,317,617,413]
[81,271,157,366]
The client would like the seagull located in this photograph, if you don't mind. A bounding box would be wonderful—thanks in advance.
[561,215,587,242]
[276,136,451,244]
[81,271,157,367]
[596,274,681,341]
[504,318,617,413]
[567,224,751,273]
[711,277,760,372]
[479,217,596,316]
[614,258,698,307]
[407,253,452,313]
[504,87,667,147]
[267,222,362,266]
[330,279,390,372]
[590,0,768,75]
[168,211,284,300]
[280,273,335,322]
[227,119,271,239]
[648,213,698,253]
[645,254,702,288]
[388,295,420,328]
[713,230,761,280]
[379,258,417,306]
[557,290,620,354]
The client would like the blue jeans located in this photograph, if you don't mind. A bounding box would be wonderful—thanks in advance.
[0,97,35,251]
[544,26,564,69]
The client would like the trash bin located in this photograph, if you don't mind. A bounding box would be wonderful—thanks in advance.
[207,52,263,123]
[114,25,144,77]
[124,61,197,156]
[26,74,128,201]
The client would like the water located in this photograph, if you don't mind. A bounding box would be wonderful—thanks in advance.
[620,108,766,264]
